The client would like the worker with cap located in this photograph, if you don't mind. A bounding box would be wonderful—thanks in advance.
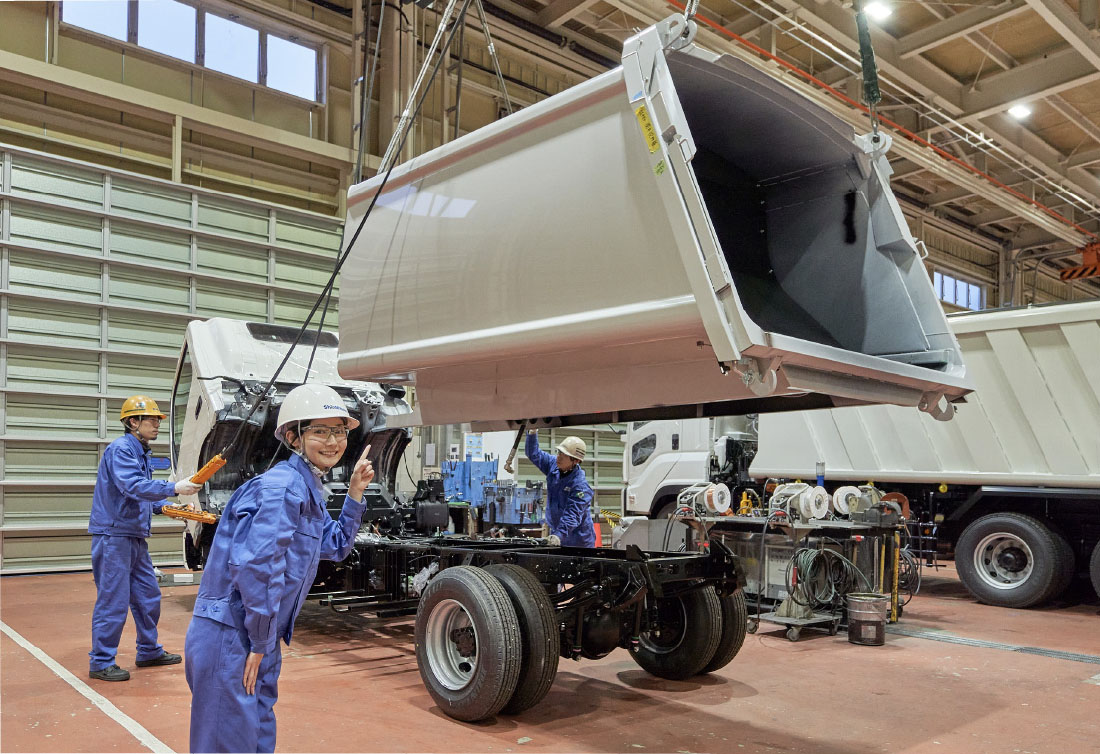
[184,383,375,753]
[88,395,203,682]
[525,429,596,547]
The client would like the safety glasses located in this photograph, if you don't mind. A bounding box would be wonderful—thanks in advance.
[301,424,350,441]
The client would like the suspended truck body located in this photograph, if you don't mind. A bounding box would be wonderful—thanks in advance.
[337,17,970,429]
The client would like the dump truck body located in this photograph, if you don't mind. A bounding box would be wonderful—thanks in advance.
[750,300,1100,489]
[337,19,970,429]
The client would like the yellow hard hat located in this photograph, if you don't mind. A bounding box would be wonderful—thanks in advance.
[120,395,167,421]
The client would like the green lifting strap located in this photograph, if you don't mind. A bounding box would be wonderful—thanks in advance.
[855,9,882,113]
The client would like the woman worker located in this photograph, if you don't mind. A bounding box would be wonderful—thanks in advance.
[184,383,375,753]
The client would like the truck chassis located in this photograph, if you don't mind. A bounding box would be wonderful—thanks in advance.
[308,533,746,721]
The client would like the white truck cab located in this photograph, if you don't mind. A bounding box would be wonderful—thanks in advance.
[623,416,756,518]
[168,317,413,569]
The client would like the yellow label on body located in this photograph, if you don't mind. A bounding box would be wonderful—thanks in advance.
[634,104,661,153]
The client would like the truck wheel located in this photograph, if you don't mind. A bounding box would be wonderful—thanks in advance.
[1048,529,1076,603]
[654,500,678,519]
[700,588,748,674]
[955,513,1065,608]
[485,564,559,714]
[414,566,521,722]
[632,585,721,680]
[1090,542,1100,601]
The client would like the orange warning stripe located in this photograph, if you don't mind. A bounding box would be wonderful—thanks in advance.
[1060,264,1100,281]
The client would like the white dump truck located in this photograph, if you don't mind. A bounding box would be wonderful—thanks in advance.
[622,300,1100,609]
[174,15,980,722]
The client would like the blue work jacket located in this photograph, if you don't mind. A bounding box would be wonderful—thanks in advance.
[89,433,174,538]
[191,452,365,655]
[525,432,596,548]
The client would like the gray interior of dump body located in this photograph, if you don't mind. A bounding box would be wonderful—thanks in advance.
[668,53,945,367]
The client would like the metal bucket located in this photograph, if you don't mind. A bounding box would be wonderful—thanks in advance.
[846,592,889,646]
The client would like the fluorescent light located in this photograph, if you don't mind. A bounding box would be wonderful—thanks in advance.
[864,2,892,22]
[1008,104,1032,119]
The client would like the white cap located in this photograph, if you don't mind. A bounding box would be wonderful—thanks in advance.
[274,384,360,443]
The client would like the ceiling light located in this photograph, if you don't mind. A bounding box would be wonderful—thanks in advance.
[1008,104,1032,119]
[863,2,892,22]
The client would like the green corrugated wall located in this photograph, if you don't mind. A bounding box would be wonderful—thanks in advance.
[0,143,344,572]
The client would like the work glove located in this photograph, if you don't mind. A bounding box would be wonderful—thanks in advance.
[546,534,561,547]
[174,480,201,497]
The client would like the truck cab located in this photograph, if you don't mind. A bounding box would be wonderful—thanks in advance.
[168,317,413,570]
[623,417,756,517]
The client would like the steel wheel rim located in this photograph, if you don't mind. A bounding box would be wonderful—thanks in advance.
[973,532,1034,590]
[424,598,479,690]
[638,597,688,655]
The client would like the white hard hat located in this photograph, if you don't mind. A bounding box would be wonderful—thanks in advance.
[274,384,360,443]
[556,436,586,462]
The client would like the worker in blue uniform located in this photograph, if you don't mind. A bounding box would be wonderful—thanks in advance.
[184,383,375,754]
[525,430,596,547]
[88,395,202,682]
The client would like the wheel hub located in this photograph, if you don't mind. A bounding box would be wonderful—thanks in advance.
[973,532,1034,590]
[424,598,480,691]
[996,547,1027,573]
[450,626,477,657]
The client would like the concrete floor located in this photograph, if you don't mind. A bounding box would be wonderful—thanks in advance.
[2,562,1097,754]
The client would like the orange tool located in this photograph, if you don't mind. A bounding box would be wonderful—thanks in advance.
[163,505,217,525]
[190,454,227,484]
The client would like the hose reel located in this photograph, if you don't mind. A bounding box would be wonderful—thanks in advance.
[676,482,732,516]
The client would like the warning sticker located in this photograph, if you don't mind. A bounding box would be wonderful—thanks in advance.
[634,104,661,153]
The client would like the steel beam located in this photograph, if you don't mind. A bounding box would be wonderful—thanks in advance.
[959,48,1100,121]
[536,0,601,27]
[897,0,1029,59]
[1067,146,1100,169]
[1024,0,1100,71]
[1048,95,1100,146]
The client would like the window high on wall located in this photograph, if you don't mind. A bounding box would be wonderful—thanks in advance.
[204,13,260,83]
[934,270,985,311]
[60,1,320,102]
[267,35,317,101]
[138,0,196,63]
[62,1,129,41]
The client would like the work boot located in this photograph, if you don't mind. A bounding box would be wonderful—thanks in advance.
[135,651,182,668]
[89,664,130,682]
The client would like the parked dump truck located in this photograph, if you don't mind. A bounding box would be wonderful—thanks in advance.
[623,300,1100,609]
[173,15,975,722]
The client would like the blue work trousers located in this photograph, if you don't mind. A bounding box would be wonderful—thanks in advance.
[89,534,163,670]
[185,615,283,754]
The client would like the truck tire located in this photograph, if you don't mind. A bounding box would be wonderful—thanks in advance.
[414,566,521,722]
[654,499,679,519]
[484,564,559,714]
[1090,541,1100,601]
[700,588,748,674]
[1048,528,1076,603]
[632,585,721,680]
[955,513,1066,608]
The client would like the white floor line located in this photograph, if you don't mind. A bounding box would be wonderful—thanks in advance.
[0,620,174,753]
